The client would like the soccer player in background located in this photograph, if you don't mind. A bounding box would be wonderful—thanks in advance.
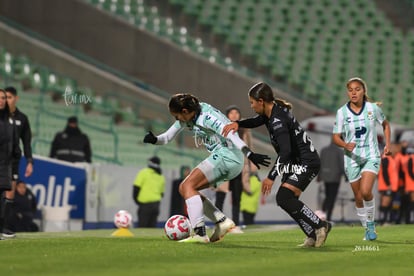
[332,77,391,241]
[0,89,20,240]
[223,82,331,248]
[3,86,33,238]
[143,93,270,243]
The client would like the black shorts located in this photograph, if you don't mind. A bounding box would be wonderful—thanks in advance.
[281,165,320,192]
[0,163,12,191]
[12,158,20,181]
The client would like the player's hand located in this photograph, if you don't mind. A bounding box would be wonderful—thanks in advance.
[143,131,157,144]
[344,142,356,152]
[247,152,271,169]
[25,162,33,177]
[222,122,239,137]
[383,145,392,156]
[261,178,274,196]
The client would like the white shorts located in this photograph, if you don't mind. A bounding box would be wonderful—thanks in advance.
[196,147,244,187]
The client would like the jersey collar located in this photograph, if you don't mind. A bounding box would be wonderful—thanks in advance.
[346,101,366,116]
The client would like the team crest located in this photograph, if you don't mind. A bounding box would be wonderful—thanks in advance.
[367,111,374,120]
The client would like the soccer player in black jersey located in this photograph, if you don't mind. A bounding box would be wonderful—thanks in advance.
[223,82,332,247]
[3,86,33,238]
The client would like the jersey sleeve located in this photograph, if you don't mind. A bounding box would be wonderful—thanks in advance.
[374,104,386,124]
[155,121,184,145]
[238,115,266,128]
[333,110,343,134]
[201,110,249,150]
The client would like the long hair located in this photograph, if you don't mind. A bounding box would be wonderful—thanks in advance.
[168,93,201,114]
[346,77,381,105]
[248,82,292,110]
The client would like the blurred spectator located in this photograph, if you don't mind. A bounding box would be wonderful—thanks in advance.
[170,165,190,217]
[215,105,255,233]
[378,144,399,224]
[133,156,165,227]
[318,140,345,221]
[240,174,262,225]
[402,147,414,224]
[395,141,410,224]
[8,180,39,232]
[50,116,92,163]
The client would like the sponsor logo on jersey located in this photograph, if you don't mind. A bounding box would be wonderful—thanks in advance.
[274,158,308,176]
[367,111,374,121]
[289,174,299,182]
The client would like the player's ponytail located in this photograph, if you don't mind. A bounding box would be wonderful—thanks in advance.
[248,82,292,110]
[169,93,201,114]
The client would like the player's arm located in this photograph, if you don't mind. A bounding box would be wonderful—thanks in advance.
[21,115,34,164]
[84,135,92,163]
[225,131,270,169]
[143,121,183,145]
[332,110,353,151]
[222,116,265,141]
[237,115,266,128]
[382,120,391,155]
[408,157,414,180]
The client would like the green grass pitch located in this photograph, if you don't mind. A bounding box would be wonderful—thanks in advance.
[1,224,413,276]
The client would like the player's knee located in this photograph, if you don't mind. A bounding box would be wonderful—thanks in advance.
[276,186,295,208]
[178,181,195,199]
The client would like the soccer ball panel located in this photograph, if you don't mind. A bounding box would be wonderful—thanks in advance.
[114,210,133,228]
[164,215,191,240]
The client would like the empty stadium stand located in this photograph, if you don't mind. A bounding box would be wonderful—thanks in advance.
[0,46,207,168]
[84,0,414,126]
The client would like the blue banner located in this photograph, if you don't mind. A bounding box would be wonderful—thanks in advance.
[19,156,86,219]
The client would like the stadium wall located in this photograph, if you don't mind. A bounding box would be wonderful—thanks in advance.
[0,0,323,121]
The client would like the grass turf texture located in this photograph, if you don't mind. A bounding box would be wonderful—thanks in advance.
[1,224,413,276]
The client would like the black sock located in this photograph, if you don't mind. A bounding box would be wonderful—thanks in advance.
[379,206,388,223]
[277,187,324,239]
[216,217,226,224]
[194,226,206,236]
[409,202,414,224]
[0,196,5,232]
[2,198,13,230]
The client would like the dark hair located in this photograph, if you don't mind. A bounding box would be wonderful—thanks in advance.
[225,105,241,117]
[0,89,10,117]
[169,93,201,114]
[248,82,292,110]
[5,86,17,96]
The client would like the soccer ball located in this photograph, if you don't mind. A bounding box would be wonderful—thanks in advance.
[164,215,191,240]
[114,210,133,228]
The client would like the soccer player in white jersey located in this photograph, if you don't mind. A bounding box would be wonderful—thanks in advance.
[332,77,391,241]
[143,93,270,243]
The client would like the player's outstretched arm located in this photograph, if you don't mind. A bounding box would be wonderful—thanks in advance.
[143,131,157,144]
